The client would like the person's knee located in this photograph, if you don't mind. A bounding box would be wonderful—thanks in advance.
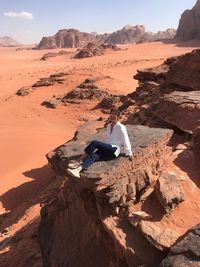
[90,140,98,146]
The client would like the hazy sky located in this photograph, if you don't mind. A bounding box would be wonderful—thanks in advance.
[0,0,197,44]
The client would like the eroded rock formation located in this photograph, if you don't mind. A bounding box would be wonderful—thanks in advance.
[40,50,70,61]
[36,29,97,49]
[101,25,145,44]
[35,26,176,50]
[127,49,200,134]
[176,0,200,41]
[74,42,121,58]
[38,45,200,267]
[39,121,173,267]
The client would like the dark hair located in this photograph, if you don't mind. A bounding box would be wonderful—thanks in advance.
[110,109,121,117]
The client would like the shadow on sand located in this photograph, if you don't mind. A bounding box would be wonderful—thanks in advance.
[0,163,53,231]
[173,150,200,188]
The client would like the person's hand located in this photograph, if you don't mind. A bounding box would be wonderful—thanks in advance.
[128,155,134,161]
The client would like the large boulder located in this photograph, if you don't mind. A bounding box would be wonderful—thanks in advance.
[176,0,200,41]
[39,121,173,267]
[154,91,200,134]
[165,49,200,91]
[155,173,185,213]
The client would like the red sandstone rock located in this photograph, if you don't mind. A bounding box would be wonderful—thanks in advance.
[176,0,200,41]
[192,126,200,159]
[165,49,200,91]
[39,121,173,267]
[40,50,70,61]
[155,173,185,213]
[161,224,200,267]
[74,42,121,59]
[154,91,200,134]
[35,29,97,49]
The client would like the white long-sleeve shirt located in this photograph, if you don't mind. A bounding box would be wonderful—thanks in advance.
[106,122,132,157]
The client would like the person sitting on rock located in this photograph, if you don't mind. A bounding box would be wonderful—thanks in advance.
[67,109,133,178]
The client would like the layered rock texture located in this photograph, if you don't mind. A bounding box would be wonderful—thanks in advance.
[39,121,174,267]
[128,49,200,135]
[35,29,97,49]
[37,46,200,267]
[176,0,200,41]
[100,25,146,44]
[161,224,200,267]
[0,36,20,47]
[74,42,121,58]
[139,29,176,43]
[36,26,176,49]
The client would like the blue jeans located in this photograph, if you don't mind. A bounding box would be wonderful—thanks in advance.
[82,140,117,169]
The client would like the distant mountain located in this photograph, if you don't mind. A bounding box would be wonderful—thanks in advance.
[0,36,20,47]
[139,29,176,43]
[176,0,200,41]
[98,25,146,44]
[35,26,176,50]
[35,29,97,49]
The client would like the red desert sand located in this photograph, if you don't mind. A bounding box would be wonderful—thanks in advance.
[0,41,200,263]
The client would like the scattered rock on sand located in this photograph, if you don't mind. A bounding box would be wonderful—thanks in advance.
[41,50,70,61]
[16,86,32,96]
[41,98,61,109]
[74,42,121,59]
[63,78,109,102]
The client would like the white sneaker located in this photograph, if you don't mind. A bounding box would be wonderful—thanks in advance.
[68,160,83,169]
[66,165,82,178]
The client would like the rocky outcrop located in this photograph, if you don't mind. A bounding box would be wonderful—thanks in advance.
[35,26,176,49]
[192,126,200,158]
[74,42,121,58]
[176,0,200,41]
[102,25,145,44]
[154,29,176,41]
[63,79,108,102]
[0,36,20,47]
[38,121,173,267]
[16,86,32,96]
[40,50,70,61]
[154,91,200,134]
[164,49,200,91]
[41,78,112,107]
[35,29,97,49]
[161,224,200,267]
[16,72,68,97]
[139,29,176,43]
[128,49,200,133]
[32,73,67,87]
